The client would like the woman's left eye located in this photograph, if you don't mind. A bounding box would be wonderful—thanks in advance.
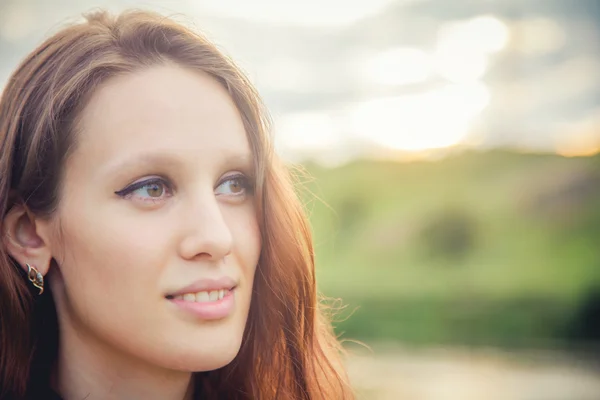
[215,175,252,197]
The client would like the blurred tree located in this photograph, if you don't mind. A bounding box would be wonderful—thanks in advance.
[569,288,600,346]
[418,208,478,262]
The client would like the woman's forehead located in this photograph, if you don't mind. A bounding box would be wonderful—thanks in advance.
[69,64,251,173]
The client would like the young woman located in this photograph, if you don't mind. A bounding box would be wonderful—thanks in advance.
[0,10,352,400]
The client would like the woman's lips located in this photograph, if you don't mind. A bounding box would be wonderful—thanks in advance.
[166,276,237,297]
[167,288,236,320]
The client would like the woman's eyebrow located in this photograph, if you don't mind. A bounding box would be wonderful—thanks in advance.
[220,152,255,171]
[101,150,255,178]
[102,152,184,177]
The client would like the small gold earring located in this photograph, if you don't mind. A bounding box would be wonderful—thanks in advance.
[26,263,44,295]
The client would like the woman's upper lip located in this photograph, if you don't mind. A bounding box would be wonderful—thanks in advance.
[167,277,237,296]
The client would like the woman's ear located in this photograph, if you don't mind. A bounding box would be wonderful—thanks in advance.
[2,204,53,275]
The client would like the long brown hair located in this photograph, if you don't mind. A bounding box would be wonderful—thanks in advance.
[0,10,352,399]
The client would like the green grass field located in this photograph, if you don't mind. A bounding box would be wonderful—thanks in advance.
[298,150,600,348]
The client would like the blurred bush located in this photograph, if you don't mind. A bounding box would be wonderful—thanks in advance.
[301,151,600,349]
[418,208,478,262]
[569,287,600,345]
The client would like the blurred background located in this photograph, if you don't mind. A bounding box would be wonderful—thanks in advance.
[1,0,599,398]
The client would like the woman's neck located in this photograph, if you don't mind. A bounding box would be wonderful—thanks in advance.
[53,319,194,400]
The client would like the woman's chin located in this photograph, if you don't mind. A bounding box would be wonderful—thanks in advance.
[160,340,242,372]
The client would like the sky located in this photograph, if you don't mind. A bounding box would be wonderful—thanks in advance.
[0,0,599,164]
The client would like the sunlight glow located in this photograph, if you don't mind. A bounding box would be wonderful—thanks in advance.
[275,112,340,150]
[433,50,487,83]
[434,15,509,83]
[556,146,600,158]
[187,0,398,27]
[555,117,600,157]
[437,15,510,55]
[367,47,431,86]
[261,57,310,91]
[350,83,490,151]
[512,17,566,55]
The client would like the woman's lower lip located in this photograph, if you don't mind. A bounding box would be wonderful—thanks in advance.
[168,289,235,320]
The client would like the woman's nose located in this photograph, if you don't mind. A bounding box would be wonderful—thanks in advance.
[178,195,233,262]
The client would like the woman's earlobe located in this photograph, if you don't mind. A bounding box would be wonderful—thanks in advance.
[2,204,53,275]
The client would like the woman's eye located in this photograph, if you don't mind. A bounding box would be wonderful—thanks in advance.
[137,182,165,198]
[215,175,252,197]
[115,178,172,201]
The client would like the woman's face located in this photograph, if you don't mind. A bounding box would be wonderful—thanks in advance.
[47,65,261,371]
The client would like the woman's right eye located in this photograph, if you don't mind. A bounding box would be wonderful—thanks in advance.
[114,177,173,203]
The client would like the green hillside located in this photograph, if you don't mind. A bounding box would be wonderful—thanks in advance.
[299,151,600,348]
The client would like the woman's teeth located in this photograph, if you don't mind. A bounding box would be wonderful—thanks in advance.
[174,289,229,302]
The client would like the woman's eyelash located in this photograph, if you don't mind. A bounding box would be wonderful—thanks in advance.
[114,177,170,197]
